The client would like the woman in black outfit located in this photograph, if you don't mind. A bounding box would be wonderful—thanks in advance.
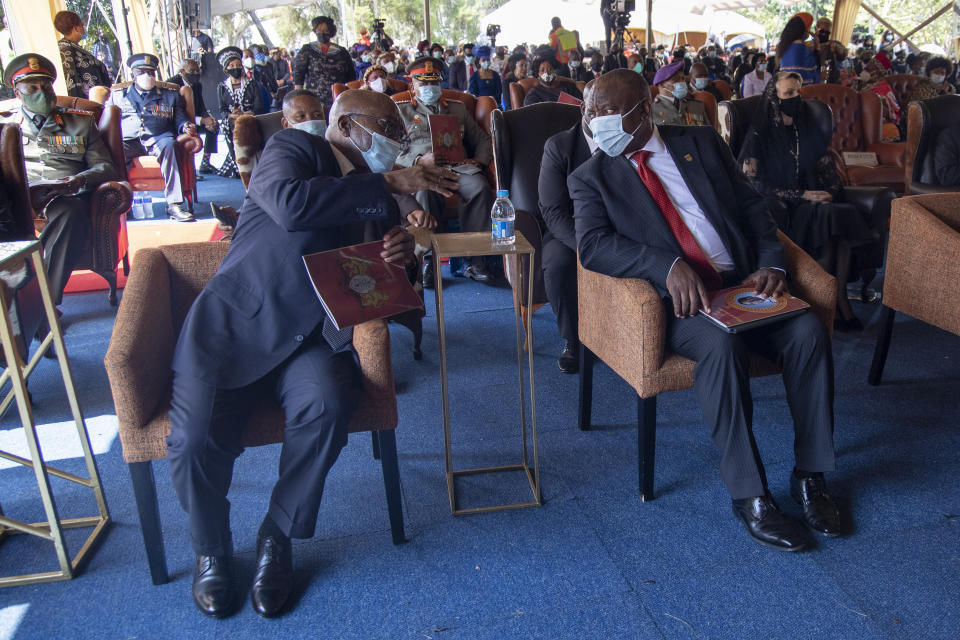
[216,46,263,179]
[739,72,878,330]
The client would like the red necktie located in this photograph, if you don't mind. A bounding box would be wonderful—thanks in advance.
[468,64,474,76]
[632,150,722,291]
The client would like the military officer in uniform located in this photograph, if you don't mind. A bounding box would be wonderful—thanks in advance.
[395,57,495,284]
[651,60,708,127]
[106,53,197,222]
[1,53,116,313]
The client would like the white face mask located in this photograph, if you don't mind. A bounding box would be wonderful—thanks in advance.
[369,77,387,93]
[588,100,642,157]
[417,84,442,105]
[291,119,327,138]
[135,73,156,91]
[242,57,254,69]
[930,73,946,84]
[540,72,556,84]
[383,61,395,73]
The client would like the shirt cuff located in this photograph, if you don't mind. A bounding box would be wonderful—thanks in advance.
[666,256,682,279]
[762,267,786,275]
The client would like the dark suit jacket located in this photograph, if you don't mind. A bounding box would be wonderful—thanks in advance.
[539,123,592,251]
[166,74,210,118]
[172,128,397,388]
[568,125,783,298]
[448,60,468,92]
[934,122,960,186]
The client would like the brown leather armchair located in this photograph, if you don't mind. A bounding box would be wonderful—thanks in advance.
[24,97,133,305]
[713,79,732,101]
[332,78,409,99]
[800,83,906,192]
[0,123,45,359]
[491,102,582,341]
[104,241,406,585]
[904,94,960,195]
[868,194,960,385]
[691,90,719,131]
[90,85,202,212]
[578,231,837,500]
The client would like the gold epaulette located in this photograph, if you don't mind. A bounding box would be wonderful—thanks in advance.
[111,81,132,91]
[157,81,180,91]
[394,99,413,105]
[63,107,94,116]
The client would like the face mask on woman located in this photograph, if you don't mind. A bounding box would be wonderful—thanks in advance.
[370,77,387,93]
[361,54,371,63]
[540,72,556,84]
[383,61,395,73]
[446,55,456,64]
[570,60,581,69]
[433,51,443,59]
[316,32,331,44]
[242,57,254,69]
[227,67,244,79]
[930,73,946,84]
[480,61,490,70]
[779,95,803,118]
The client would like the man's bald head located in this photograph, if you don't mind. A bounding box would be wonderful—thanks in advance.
[690,62,708,78]
[327,88,402,128]
[591,68,651,105]
[180,58,200,75]
[327,89,406,168]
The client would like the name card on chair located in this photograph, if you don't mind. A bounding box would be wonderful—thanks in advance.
[842,151,879,167]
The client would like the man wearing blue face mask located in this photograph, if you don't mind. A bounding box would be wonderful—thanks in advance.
[396,57,496,285]
[448,43,475,92]
[570,69,843,553]
[168,88,458,619]
[689,62,723,103]
[651,60,708,127]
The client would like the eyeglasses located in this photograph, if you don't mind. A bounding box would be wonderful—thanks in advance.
[344,113,411,153]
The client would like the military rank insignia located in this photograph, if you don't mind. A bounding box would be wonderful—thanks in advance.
[39,135,86,154]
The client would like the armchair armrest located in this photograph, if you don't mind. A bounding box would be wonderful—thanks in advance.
[350,318,398,431]
[840,185,895,229]
[176,133,203,154]
[777,230,836,333]
[104,248,177,439]
[866,142,906,168]
[577,258,667,381]
[909,182,960,195]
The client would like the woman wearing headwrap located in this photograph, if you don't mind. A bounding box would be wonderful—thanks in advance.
[467,45,502,104]
[522,56,582,106]
[216,46,263,178]
[853,53,901,141]
[776,13,821,85]
[361,64,397,95]
[739,72,879,330]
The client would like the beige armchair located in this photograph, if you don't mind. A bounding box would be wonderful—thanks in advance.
[104,241,405,585]
[578,231,837,500]
[868,194,960,385]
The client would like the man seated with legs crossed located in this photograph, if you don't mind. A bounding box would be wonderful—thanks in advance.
[168,88,458,618]
[569,70,845,551]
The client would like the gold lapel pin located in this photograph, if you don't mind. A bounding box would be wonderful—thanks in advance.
[683,153,693,162]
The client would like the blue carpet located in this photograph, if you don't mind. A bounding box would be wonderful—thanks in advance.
[0,249,957,638]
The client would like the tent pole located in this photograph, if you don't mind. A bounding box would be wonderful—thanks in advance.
[424,0,431,42]
[646,0,653,49]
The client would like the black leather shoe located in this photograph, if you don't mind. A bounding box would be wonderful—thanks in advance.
[250,534,293,618]
[732,494,812,551]
[198,161,216,175]
[557,340,578,373]
[464,263,493,284]
[422,254,435,289]
[192,554,235,618]
[790,472,844,537]
[167,204,196,222]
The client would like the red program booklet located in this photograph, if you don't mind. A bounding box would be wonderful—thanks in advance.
[428,113,466,164]
[558,91,583,106]
[303,241,423,330]
[698,285,809,333]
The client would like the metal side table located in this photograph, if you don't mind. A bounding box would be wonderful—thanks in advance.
[431,231,541,515]
[0,240,110,587]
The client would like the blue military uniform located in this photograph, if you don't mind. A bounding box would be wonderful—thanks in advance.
[106,53,194,220]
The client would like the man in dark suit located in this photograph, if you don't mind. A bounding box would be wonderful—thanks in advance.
[166,58,219,177]
[569,69,844,551]
[168,88,458,618]
[538,86,595,372]
[447,43,475,92]
[934,121,960,186]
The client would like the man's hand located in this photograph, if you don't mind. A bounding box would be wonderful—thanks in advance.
[380,226,415,265]
[406,209,438,229]
[742,268,788,300]
[415,152,436,166]
[460,158,481,167]
[183,123,198,137]
[201,116,217,131]
[56,176,84,195]
[801,190,832,203]
[665,259,712,318]
[383,164,459,197]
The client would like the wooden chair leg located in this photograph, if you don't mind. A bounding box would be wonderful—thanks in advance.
[371,430,381,460]
[578,345,596,430]
[375,430,406,545]
[122,252,130,276]
[638,395,657,502]
[96,269,119,306]
[128,461,169,585]
[868,306,896,386]
[412,316,423,361]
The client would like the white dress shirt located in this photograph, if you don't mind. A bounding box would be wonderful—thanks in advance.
[626,127,735,273]
[741,69,768,99]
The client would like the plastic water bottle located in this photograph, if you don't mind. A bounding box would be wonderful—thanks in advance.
[491,189,515,246]
[131,192,147,219]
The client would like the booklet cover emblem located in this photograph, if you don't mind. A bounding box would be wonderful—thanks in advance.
[698,285,809,333]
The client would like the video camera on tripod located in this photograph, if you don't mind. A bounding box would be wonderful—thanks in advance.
[371,18,390,50]
[603,0,635,53]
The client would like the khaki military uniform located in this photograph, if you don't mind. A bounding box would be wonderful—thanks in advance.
[652,94,709,127]
[395,97,493,238]
[1,104,115,305]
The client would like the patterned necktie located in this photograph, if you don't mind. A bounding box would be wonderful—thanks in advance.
[631,150,722,291]
[321,316,353,352]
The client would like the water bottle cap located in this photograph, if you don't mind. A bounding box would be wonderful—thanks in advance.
[496,189,509,198]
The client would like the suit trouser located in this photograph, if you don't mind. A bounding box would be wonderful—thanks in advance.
[541,230,578,343]
[416,172,494,267]
[202,125,219,154]
[122,136,184,205]
[38,192,91,307]
[666,310,835,500]
[167,330,359,556]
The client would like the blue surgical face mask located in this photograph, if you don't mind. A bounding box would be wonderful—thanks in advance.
[633,62,643,74]
[433,51,442,59]
[350,121,403,173]
[480,61,490,70]
[361,54,371,63]
[694,77,709,90]
[570,60,581,68]
[291,119,327,138]
[417,84,442,105]
[464,55,474,64]
[709,51,717,58]
[930,73,946,84]
[670,83,688,99]
[588,100,642,157]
